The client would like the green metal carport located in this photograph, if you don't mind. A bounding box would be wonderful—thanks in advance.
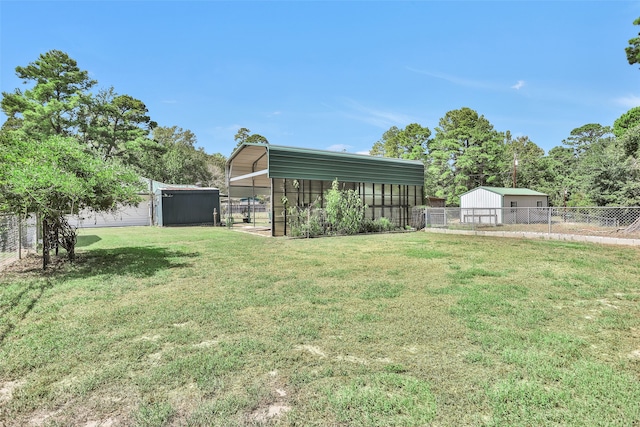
[226,143,425,236]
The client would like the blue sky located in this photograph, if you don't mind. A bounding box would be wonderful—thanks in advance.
[2,1,640,157]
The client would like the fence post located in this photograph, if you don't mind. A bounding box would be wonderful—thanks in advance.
[18,216,22,260]
[548,207,552,234]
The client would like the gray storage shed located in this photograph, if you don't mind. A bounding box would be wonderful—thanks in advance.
[154,188,220,226]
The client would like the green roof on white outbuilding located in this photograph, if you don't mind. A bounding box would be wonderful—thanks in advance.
[227,143,425,187]
[461,186,548,197]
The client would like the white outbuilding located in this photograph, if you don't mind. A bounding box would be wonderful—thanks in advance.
[460,186,548,225]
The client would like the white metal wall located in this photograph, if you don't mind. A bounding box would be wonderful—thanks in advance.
[460,188,503,223]
[503,195,548,208]
[67,195,152,228]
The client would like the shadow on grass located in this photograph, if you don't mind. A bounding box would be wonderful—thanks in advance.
[0,278,53,345]
[76,235,102,248]
[0,247,197,345]
[66,246,199,279]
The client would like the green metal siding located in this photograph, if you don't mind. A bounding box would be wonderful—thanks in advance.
[157,189,220,226]
[266,145,424,186]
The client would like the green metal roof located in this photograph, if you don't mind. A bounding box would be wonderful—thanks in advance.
[228,143,424,186]
[468,186,548,197]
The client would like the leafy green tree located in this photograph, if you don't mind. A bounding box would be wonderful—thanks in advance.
[613,107,640,138]
[426,107,505,205]
[371,126,400,157]
[502,133,545,189]
[575,137,640,206]
[206,152,228,192]
[537,146,577,206]
[0,50,157,266]
[370,123,431,160]
[77,87,160,176]
[613,108,640,157]
[564,124,617,206]
[0,132,141,265]
[562,123,613,156]
[234,127,269,148]
[145,126,212,185]
[618,124,640,158]
[540,123,624,207]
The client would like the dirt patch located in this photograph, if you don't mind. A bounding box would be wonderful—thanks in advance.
[147,343,174,363]
[1,254,45,275]
[172,322,191,328]
[193,340,219,348]
[336,355,368,365]
[231,226,272,237]
[1,253,79,275]
[251,403,291,423]
[597,299,619,310]
[83,418,118,427]
[294,344,326,358]
[249,371,291,423]
[0,379,25,405]
[137,334,161,342]
[28,409,61,426]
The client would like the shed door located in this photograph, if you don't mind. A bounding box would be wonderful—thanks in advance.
[161,192,218,226]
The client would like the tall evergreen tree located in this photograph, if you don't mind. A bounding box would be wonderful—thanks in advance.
[234,127,269,149]
[0,50,147,266]
[1,50,96,138]
[426,107,505,205]
[502,133,545,190]
[625,17,640,68]
[370,123,431,161]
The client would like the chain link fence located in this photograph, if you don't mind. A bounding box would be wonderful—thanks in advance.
[0,215,38,269]
[425,207,640,240]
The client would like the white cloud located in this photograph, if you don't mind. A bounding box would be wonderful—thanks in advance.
[355,150,371,155]
[614,95,640,108]
[511,80,525,90]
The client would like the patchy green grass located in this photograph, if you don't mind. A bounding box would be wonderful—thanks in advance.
[0,228,639,426]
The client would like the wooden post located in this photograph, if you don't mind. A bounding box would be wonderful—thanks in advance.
[42,218,48,269]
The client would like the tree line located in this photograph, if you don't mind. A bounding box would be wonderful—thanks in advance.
[368,108,640,207]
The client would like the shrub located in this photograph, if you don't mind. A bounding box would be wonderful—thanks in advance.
[287,204,324,237]
[377,217,394,232]
[361,217,395,233]
[325,179,367,235]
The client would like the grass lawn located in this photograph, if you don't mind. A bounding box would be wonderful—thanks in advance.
[1,227,639,426]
